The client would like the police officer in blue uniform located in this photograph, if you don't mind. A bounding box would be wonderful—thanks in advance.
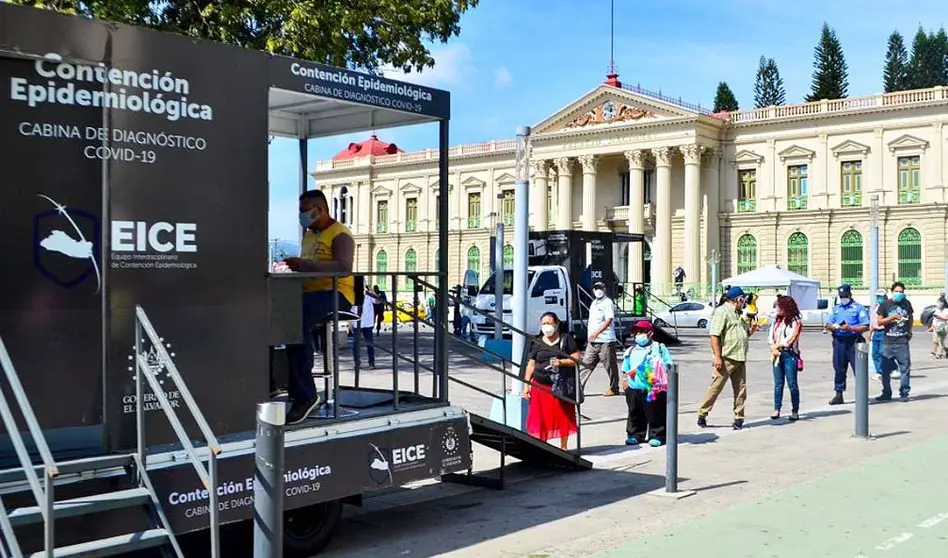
[824,284,870,404]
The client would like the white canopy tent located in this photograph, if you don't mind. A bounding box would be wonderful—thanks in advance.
[722,265,822,310]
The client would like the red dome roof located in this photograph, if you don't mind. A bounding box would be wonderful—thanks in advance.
[332,135,402,161]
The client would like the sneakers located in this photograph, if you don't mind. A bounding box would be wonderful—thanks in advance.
[648,438,663,447]
[286,395,322,425]
[900,395,910,402]
[732,419,744,430]
[624,436,640,446]
[697,416,708,428]
[875,394,892,402]
[829,392,844,405]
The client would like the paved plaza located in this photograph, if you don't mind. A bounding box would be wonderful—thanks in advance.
[321,324,947,557]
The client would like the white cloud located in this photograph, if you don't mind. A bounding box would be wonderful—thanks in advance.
[383,42,477,88]
[493,66,513,88]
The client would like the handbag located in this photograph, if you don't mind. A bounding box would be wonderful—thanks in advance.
[796,353,804,371]
[550,336,583,404]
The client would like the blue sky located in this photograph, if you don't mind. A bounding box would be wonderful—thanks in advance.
[268,0,945,240]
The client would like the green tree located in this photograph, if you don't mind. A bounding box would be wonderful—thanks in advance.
[10,0,480,73]
[806,23,849,102]
[753,56,786,108]
[934,27,948,85]
[713,81,739,112]
[906,26,947,89]
[883,31,909,92]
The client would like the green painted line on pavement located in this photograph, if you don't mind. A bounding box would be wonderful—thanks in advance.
[595,435,948,558]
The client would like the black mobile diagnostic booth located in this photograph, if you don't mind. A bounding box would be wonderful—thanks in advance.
[0,4,468,556]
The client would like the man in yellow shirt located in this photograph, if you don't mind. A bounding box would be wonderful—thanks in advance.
[284,190,355,424]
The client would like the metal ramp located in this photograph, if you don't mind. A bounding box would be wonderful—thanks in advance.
[0,306,222,557]
[467,413,591,469]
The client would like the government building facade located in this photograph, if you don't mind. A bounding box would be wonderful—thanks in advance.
[312,75,948,301]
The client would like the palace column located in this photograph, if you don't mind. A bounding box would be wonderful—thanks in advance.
[651,147,673,294]
[703,149,722,275]
[579,155,599,231]
[530,160,550,231]
[682,144,704,285]
[554,157,574,230]
[624,149,647,284]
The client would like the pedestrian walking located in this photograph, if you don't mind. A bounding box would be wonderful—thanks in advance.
[929,293,948,359]
[870,289,888,381]
[373,285,387,335]
[581,281,620,396]
[698,286,759,430]
[768,295,802,421]
[824,284,870,405]
[350,288,377,369]
[523,312,580,450]
[876,282,915,402]
[620,320,673,447]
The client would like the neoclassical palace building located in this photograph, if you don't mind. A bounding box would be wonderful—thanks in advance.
[313,74,948,299]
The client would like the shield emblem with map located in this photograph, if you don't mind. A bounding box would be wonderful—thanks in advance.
[33,206,101,291]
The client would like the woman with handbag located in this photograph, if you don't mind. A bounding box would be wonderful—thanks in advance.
[620,320,673,447]
[769,295,803,421]
[523,312,580,450]
[930,294,948,359]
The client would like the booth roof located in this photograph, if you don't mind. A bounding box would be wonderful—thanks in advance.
[332,135,402,160]
[722,265,821,288]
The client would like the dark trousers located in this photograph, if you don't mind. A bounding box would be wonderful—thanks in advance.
[285,291,352,403]
[881,343,912,397]
[625,389,667,443]
[832,336,861,392]
[871,332,885,374]
[352,327,375,366]
[772,350,800,413]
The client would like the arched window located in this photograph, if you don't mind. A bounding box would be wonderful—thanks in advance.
[840,230,863,286]
[404,248,417,290]
[467,246,481,284]
[339,185,349,224]
[376,249,388,290]
[897,227,922,285]
[786,232,809,277]
[736,234,757,274]
[503,244,514,269]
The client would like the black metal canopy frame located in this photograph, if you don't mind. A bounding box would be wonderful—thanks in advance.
[266,57,453,405]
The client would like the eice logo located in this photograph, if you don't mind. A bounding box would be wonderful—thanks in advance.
[392,444,426,466]
[111,221,197,253]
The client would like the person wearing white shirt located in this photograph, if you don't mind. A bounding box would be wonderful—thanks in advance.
[582,281,620,396]
[350,289,377,369]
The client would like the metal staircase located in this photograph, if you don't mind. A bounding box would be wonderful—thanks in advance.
[0,305,222,557]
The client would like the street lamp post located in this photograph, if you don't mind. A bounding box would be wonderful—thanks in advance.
[511,126,531,395]
[707,249,721,303]
[869,195,880,312]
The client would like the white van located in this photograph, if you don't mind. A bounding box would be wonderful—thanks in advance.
[469,265,571,337]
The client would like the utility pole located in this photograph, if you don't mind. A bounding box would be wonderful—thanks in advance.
[511,126,531,395]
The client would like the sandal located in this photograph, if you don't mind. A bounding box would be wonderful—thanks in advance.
[770,411,781,420]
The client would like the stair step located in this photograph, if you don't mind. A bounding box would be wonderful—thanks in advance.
[9,487,152,527]
[0,454,134,485]
[26,528,169,558]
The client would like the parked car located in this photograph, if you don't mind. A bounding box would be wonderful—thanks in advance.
[653,301,715,329]
[383,301,428,323]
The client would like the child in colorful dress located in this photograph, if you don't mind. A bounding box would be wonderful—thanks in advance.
[620,320,674,447]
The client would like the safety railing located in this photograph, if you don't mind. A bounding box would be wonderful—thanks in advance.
[0,336,58,557]
[617,286,681,337]
[414,278,587,455]
[268,271,450,416]
[134,306,222,557]
[574,283,636,343]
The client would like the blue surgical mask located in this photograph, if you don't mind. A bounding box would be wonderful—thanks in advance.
[634,333,650,347]
[876,296,886,303]
[299,210,315,229]
[892,292,906,302]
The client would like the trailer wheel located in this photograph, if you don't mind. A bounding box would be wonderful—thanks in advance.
[283,500,343,557]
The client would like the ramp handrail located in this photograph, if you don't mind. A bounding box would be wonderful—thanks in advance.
[0,336,58,556]
[414,278,586,453]
[134,306,221,557]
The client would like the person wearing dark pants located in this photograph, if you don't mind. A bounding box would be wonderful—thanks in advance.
[283,189,355,425]
[876,282,915,402]
[824,284,870,405]
[870,289,888,380]
[620,320,672,447]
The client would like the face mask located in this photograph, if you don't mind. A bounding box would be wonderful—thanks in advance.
[634,333,649,347]
[892,292,906,302]
[839,298,851,305]
[593,289,605,299]
[540,324,557,337]
[299,210,315,229]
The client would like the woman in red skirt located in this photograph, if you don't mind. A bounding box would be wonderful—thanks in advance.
[522,312,580,450]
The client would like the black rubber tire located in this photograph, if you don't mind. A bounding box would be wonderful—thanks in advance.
[697,319,708,329]
[654,319,669,329]
[283,500,343,557]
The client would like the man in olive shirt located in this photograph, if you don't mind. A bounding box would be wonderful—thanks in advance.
[698,286,759,430]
